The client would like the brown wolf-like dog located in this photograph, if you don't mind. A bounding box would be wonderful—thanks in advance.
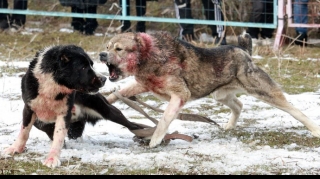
[99,31,320,148]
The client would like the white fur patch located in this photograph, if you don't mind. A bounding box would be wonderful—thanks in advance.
[30,49,73,122]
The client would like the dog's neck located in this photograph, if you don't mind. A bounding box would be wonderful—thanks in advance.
[35,72,74,98]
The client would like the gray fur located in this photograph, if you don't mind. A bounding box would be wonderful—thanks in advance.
[101,31,320,148]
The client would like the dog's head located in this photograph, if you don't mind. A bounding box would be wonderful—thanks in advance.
[99,32,156,82]
[39,45,106,94]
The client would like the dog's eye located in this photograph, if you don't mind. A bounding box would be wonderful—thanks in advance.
[115,47,122,51]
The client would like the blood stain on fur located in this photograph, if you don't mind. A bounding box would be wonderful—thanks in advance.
[139,33,154,59]
[126,53,138,73]
[146,75,165,92]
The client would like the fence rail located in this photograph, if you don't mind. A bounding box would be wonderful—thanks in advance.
[0,0,278,28]
[274,0,320,49]
[2,0,320,50]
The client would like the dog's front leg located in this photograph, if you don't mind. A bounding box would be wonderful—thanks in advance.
[43,115,68,168]
[107,80,148,104]
[149,94,183,148]
[2,113,36,156]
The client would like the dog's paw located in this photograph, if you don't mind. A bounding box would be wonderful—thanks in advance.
[149,140,160,148]
[224,123,236,130]
[2,145,26,156]
[149,137,163,148]
[311,130,320,138]
[43,155,61,168]
[149,132,169,148]
[1,150,13,158]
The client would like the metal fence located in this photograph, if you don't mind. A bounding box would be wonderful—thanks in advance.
[274,0,320,49]
[2,0,320,50]
[0,0,278,28]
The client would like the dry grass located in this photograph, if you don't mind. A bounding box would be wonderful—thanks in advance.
[1,0,320,175]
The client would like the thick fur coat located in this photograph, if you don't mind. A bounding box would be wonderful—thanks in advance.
[2,45,145,168]
[100,31,320,148]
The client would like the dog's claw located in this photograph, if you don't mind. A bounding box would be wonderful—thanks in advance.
[2,145,26,156]
[43,155,61,168]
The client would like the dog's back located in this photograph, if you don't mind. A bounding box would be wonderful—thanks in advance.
[101,31,320,149]
[147,31,256,99]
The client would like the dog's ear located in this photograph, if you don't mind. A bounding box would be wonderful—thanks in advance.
[136,33,168,63]
[135,33,154,60]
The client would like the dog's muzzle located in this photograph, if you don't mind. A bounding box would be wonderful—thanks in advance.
[97,75,107,86]
[99,52,122,82]
[99,52,108,64]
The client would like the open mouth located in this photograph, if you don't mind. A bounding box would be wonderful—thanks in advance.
[106,63,122,82]
[99,52,123,82]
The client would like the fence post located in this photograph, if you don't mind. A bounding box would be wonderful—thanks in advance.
[274,0,285,50]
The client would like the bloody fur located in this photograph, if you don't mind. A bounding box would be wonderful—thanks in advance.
[100,31,320,148]
[2,45,146,168]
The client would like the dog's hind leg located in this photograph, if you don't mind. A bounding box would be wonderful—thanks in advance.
[33,121,55,141]
[251,88,320,137]
[212,86,244,130]
[67,120,86,139]
[239,69,320,137]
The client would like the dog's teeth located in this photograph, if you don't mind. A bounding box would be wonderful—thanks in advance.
[107,62,110,65]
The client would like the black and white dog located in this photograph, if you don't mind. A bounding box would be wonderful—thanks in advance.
[2,45,145,168]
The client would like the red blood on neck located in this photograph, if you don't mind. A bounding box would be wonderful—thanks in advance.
[138,33,154,60]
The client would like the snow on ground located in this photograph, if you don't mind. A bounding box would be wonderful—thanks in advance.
[1,26,320,174]
[1,58,320,174]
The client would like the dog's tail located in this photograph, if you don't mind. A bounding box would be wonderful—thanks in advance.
[238,31,252,56]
